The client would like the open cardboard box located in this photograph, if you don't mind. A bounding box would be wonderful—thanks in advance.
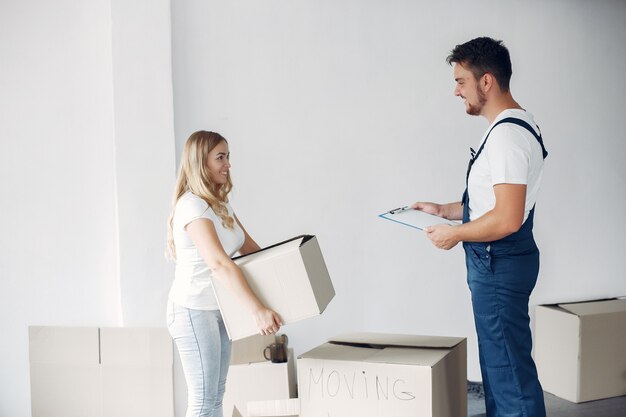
[297,333,467,417]
[231,334,276,365]
[214,235,335,341]
[225,349,296,417]
[535,297,626,402]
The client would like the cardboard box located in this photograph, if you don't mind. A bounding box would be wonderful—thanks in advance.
[231,334,276,365]
[297,333,467,417]
[29,326,173,417]
[214,235,335,340]
[99,328,174,417]
[29,327,101,417]
[248,399,300,417]
[224,349,297,417]
[535,298,626,402]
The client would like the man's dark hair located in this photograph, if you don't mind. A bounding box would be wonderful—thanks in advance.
[446,37,512,92]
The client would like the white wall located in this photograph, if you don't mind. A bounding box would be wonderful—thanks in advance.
[0,1,175,416]
[0,2,119,415]
[171,0,626,386]
[1,1,624,415]
[110,0,176,327]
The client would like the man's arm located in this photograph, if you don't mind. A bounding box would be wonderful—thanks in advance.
[411,201,463,221]
[425,183,526,249]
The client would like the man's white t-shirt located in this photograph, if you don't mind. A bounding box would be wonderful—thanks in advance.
[467,109,545,222]
[169,192,244,310]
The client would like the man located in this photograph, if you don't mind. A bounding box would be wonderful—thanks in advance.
[413,37,548,417]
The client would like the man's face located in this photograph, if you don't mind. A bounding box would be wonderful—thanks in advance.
[453,63,486,116]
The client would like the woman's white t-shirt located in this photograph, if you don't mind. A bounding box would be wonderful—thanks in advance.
[467,109,545,222]
[169,192,244,310]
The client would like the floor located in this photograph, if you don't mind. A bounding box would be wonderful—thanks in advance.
[467,382,626,417]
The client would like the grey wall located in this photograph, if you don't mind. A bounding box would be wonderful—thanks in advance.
[171,0,626,385]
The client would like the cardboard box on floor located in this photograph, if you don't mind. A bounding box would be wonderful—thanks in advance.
[214,235,335,341]
[225,347,297,417]
[29,326,173,417]
[535,298,626,403]
[247,399,300,417]
[297,333,467,417]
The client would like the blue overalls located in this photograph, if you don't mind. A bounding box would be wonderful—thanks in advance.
[462,118,548,417]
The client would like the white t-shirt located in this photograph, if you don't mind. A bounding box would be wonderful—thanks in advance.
[467,109,545,222]
[168,192,244,310]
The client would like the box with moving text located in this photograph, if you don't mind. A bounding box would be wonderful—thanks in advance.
[213,235,335,341]
[297,333,467,417]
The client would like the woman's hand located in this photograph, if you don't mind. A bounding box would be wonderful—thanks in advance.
[253,307,282,336]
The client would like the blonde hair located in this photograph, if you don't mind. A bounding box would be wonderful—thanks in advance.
[167,131,234,260]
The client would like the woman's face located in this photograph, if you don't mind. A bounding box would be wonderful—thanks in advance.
[206,140,231,185]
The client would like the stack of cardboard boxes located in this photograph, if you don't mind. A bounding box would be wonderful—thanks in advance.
[225,334,297,417]
[28,235,469,417]
[227,332,467,417]
[217,236,468,417]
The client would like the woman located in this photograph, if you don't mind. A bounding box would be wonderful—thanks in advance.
[166,131,281,417]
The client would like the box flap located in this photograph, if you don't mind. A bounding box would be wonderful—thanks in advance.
[558,298,626,316]
[368,346,450,366]
[299,341,378,361]
[300,334,464,366]
[233,235,310,261]
[300,236,335,313]
[329,332,465,349]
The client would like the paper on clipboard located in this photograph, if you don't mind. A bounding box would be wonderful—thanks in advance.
[378,206,459,231]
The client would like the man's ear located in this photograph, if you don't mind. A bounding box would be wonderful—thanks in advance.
[481,73,496,93]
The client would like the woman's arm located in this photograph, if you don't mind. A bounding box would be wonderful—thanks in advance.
[235,215,261,255]
[186,218,281,335]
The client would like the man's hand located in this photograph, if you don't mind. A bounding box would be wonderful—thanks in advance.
[412,201,464,221]
[425,224,460,250]
[411,202,443,217]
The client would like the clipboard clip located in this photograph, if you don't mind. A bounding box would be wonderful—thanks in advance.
[389,206,411,215]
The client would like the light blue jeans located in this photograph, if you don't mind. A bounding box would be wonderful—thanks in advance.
[167,301,232,417]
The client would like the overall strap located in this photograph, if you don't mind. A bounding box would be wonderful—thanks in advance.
[462,117,548,208]
[466,117,548,186]
[499,117,548,159]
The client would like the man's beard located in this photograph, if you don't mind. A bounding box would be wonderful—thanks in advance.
[466,87,487,116]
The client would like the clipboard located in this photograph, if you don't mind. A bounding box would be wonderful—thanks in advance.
[378,206,459,231]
